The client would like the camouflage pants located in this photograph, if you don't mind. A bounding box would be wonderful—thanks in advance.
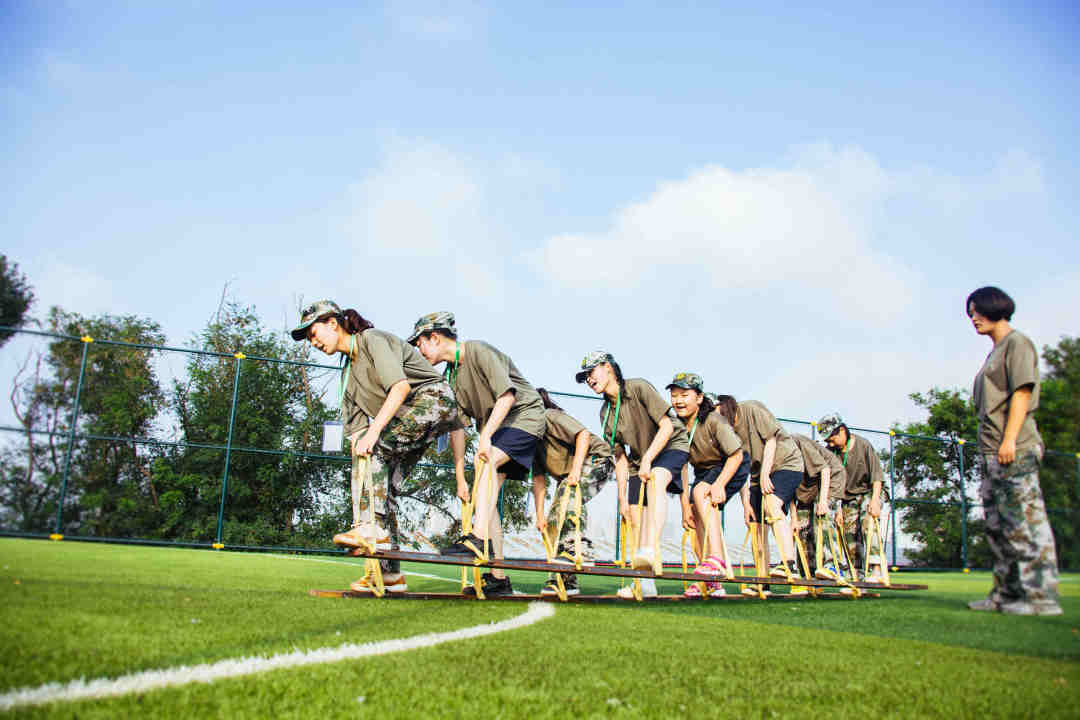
[979,446,1059,604]
[354,381,459,572]
[544,456,614,561]
[841,495,889,574]
[793,499,842,572]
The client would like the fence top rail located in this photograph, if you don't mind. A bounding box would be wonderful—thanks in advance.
[0,325,342,371]
[2,326,1077,459]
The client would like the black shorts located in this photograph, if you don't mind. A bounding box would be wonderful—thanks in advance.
[690,455,751,503]
[748,469,802,517]
[492,427,540,481]
[628,448,688,506]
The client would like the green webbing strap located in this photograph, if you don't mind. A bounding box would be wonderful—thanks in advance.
[337,334,357,414]
[602,392,622,448]
[687,415,699,446]
[444,343,460,389]
[842,437,852,467]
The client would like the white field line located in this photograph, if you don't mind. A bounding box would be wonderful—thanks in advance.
[267,553,461,585]
[0,602,555,711]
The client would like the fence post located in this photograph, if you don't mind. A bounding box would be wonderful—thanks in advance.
[889,430,897,568]
[958,438,967,569]
[214,353,244,548]
[53,336,93,538]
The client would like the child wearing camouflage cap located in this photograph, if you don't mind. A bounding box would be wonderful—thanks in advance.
[292,301,462,594]
[667,374,750,598]
[532,388,615,597]
[577,351,689,595]
[410,311,546,598]
[966,286,1061,615]
[816,413,889,583]
[789,433,847,580]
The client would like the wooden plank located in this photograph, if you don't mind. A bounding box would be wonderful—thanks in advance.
[308,589,881,603]
[347,549,927,591]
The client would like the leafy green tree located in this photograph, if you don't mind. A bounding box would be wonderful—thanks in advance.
[0,309,165,535]
[890,388,990,568]
[151,302,342,546]
[0,255,34,347]
[1034,336,1079,568]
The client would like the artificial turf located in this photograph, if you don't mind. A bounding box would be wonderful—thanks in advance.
[1,538,1077,718]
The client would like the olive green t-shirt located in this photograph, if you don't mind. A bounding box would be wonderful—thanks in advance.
[834,434,887,501]
[600,378,690,463]
[451,340,545,438]
[792,433,847,504]
[687,410,743,474]
[973,329,1042,455]
[732,400,804,479]
[535,408,612,478]
[341,329,445,437]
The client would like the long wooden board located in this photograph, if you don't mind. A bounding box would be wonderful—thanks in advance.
[309,589,881,603]
[346,549,928,591]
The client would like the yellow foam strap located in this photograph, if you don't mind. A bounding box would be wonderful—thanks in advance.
[351,457,385,597]
[748,523,767,599]
[459,459,479,593]
[738,528,752,595]
[829,523,860,598]
[680,528,705,596]
[707,502,735,581]
[869,515,891,587]
[539,526,568,602]
[571,481,583,571]
[814,520,825,571]
[463,458,494,564]
[763,495,794,583]
[791,523,814,597]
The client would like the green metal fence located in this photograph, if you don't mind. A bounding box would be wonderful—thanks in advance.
[1,325,1077,567]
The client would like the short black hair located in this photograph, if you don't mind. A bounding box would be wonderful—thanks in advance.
[966,286,1015,322]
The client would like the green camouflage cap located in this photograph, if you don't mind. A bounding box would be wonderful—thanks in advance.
[666,372,704,392]
[816,413,844,439]
[575,350,614,384]
[407,311,457,344]
[290,300,342,341]
[704,392,719,404]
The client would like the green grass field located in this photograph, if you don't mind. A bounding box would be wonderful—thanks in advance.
[1,538,1078,718]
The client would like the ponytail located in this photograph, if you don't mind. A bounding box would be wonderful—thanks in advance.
[537,388,563,411]
[697,392,716,424]
[339,309,374,335]
[713,394,738,426]
[608,360,627,395]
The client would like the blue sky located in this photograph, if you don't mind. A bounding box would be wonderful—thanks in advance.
[3,0,1078,433]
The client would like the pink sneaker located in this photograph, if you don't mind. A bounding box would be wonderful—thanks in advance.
[693,555,727,577]
[683,583,704,598]
[707,582,726,598]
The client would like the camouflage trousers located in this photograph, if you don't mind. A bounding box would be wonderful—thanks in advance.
[979,446,1059,605]
[841,494,890,574]
[544,456,614,561]
[353,381,460,572]
[794,498,843,572]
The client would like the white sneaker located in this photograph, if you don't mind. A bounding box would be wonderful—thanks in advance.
[631,547,655,571]
[334,523,391,550]
[616,578,658,599]
[350,571,407,594]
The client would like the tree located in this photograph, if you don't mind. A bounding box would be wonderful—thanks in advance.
[890,388,990,568]
[1034,335,1079,569]
[0,255,34,347]
[151,302,342,546]
[1,308,165,535]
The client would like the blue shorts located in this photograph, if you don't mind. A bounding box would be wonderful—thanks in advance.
[627,448,688,506]
[492,427,540,481]
[748,469,802,517]
[690,455,751,505]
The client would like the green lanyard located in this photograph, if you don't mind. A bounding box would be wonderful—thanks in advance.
[444,343,460,389]
[602,392,622,448]
[842,438,852,467]
[337,334,356,414]
[687,415,699,446]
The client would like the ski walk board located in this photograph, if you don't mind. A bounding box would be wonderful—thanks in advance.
[309,589,882,603]
[346,549,928,591]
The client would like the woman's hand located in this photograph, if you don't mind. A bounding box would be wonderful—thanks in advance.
[869,496,882,518]
[456,477,470,503]
[744,503,757,525]
[352,429,378,457]
[816,499,828,516]
[477,433,493,463]
[760,474,774,495]
[997,438,1017,465]
[566,469,582,487]
[708,483,727,507]
[619,498,632,524]
[637,460,652,483]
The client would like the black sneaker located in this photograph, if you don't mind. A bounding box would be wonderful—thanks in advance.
[440,533,491,557]
[463,572,513,598]
[540,573,579,597]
